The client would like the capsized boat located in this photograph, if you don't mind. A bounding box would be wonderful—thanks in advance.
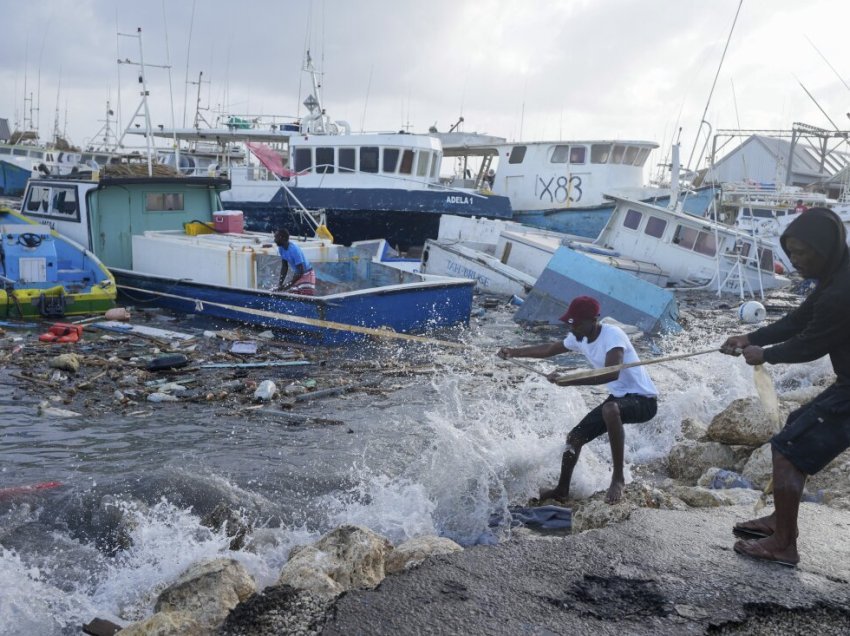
[0,206,116,319]
[19,175,475,344]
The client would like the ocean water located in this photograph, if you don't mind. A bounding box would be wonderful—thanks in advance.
[0,303,835,634]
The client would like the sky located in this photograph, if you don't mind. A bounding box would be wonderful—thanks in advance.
[1,0,849,173]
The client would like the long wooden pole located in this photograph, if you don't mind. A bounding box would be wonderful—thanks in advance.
[552,347,720,385]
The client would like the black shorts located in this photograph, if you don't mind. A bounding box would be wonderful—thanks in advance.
[771,384,850,475]
[568,394,658,446]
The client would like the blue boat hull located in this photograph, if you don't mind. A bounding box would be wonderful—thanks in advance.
[514,187,716,239]
[514,246,680,334]
[226,186,512,250]
[113,269,474,345]
[0,160,30,197]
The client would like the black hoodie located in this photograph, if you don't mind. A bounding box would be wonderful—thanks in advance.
[747,207,850,386]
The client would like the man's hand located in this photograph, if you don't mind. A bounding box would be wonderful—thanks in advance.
[497,347,514,359]
[741,345,765,366]
[720,335,750,355]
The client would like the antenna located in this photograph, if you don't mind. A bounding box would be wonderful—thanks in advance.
[686,0,744,175]
[181,0,197,128]
[116,27,171,176]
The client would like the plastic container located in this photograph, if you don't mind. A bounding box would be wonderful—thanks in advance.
[253,380,277,401]
[214,211,244,234]
[184,221,215,236]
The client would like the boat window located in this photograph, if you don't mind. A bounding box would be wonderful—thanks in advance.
[752,208,773,218]
[399,149,414,175]
[145,193,185,211]
[758,247,774,272]
[738,241,752,257]
[52,187,78,216]
[550,145,570,164]
[644,216,667,238]
[508,146,526,164]
[694,231,716,256]
[611,145,626,164]
[360,147,379,173]
[339,148,356,173]
[0,148,10,155]
[624,146,639,165]
[623,208,642,230]
[635,147,651,167]
[591,144,611,164]
[316,147,334,174]
[12,148,27,156]
[672,224,697,249]
[382,148,400,173]
[741,207,752,217]
[570,146,587,164]
[26,185,51,212]
[430,153,439,178]
[416,151,430,177]
[293,147,313,172]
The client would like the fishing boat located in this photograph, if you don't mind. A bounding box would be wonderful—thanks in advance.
[0,206,115,319]
[19,175,475,344]
[0,158,31,196]
[712,182,850,274]
[438,135,715,239]
[595,193,789,297]
[419,215,667,298]
[143,54,512,251]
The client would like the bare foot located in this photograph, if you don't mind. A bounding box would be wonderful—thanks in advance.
[733,536,799,567]
[605,479,625,504]
[539,487,569,504]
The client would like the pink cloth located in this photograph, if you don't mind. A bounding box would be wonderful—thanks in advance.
[246,142,299,179]
[288,269,316,296]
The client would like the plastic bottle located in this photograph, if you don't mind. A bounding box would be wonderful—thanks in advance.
[253,380,277,401]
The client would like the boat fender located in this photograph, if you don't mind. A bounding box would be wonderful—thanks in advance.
[738,301,766,324]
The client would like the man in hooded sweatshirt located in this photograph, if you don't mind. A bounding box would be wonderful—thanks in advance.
[721,207,850,567]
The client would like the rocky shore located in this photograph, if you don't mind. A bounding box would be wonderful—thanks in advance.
[105,386,850,635]
[6,289,848,635]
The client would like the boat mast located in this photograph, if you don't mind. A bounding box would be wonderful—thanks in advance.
[117,27,171,176]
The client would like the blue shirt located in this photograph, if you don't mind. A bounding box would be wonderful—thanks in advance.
[278,242,312,271]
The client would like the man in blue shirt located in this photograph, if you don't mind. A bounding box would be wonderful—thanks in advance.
[274,229,316,295]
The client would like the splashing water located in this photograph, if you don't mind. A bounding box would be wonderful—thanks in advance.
[0,300,837,633]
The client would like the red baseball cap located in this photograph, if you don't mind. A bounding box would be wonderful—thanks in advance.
[559,296,600,324]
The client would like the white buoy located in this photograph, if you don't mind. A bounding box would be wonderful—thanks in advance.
[738,301,766,323]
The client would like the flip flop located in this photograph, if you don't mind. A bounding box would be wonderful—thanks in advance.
[732,525,772,540]
[733,539,798,568]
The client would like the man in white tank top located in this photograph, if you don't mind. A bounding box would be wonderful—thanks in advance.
[499,296,658,504]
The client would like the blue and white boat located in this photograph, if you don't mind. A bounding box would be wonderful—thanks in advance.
[144,54,512,251]
[0,159,31,196]
[19,174,475,345]
[439,135,714,238]
[0,206,116,319]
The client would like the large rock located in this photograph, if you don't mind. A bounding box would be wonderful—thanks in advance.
[571,499,634,533]
[741,443,774,490]
[705,397,783,447]
[666,441,745,483]
[117,610,203,635]
[277,525,392,598]
[808,449,850,497]
[153,558,256,632]
[385,536,463,574]
[680,417,708,441]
